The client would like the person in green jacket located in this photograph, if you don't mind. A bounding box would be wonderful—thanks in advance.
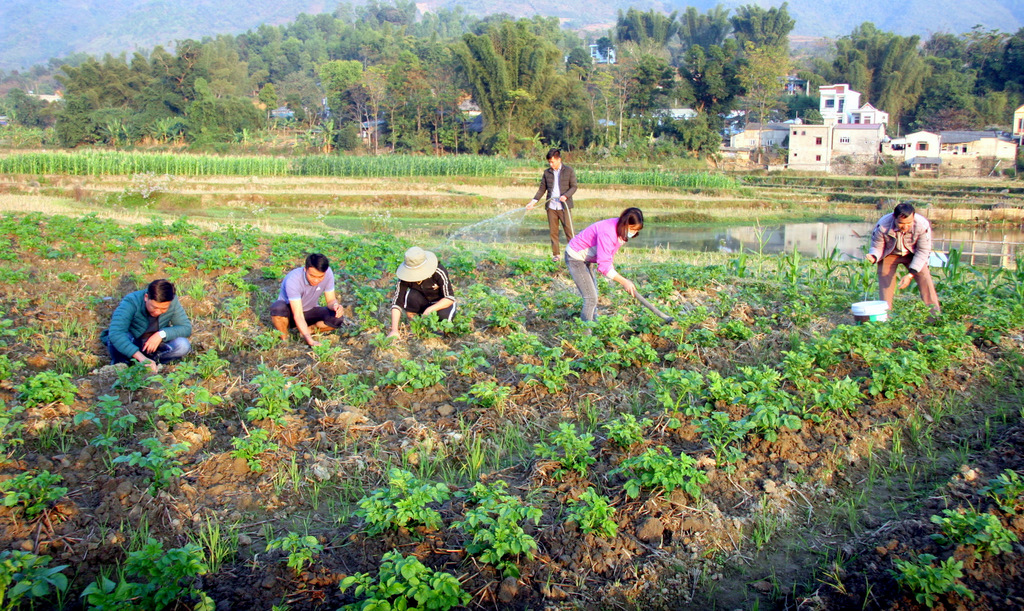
[101,279,192,373]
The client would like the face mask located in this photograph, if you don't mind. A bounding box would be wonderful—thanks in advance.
[628,230,638,238]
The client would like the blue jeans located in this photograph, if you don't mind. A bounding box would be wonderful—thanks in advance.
[566,253,599,322]
[106,336,191,365]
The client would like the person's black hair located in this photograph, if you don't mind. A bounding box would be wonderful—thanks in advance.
[147,279,176,302]
[546,148,561,160]
[893,202,915,220]
[616,207,644,241]
[305,253,330,272]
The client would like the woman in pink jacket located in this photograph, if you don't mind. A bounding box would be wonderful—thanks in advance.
[564,207,643,321]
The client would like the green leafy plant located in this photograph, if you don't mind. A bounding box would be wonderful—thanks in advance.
[0,355,22,383]
[332,373,376,407]
[81,538,212,610]
[456,380,512,413]
[379,358,446,391]
[612,446,709,500]
[651,368,706,415]
[113,438,189,494]
[246,364,311,424]
[113,364,153,393]
[930,508,1018,558]
[266,532,323,573]
[892,553,974,608]
[696,411,752,469]
[230,428,278,472]
[0,401,26,460]
[603,414,652,448]
[0,470,67,519]
[0,550,68,611]
[356,468,451,535]
[566,488,618,538]
[252,330,282,351]
[193,349,229,379]
[153,370,223,424]
[73,394,138,460]
[339,550,469,611]
[516,346,577,393]
[981,469,1024,513]
[15,371,77,408]
[534,422,596,477]
[454,480,542,578]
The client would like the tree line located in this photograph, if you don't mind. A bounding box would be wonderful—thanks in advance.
[0,1,1022,157]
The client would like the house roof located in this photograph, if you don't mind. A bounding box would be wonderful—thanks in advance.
[940,130,1001,144]
[905,131,938,139]
[834,123,884,130]
[907,156,942,166]
[741,122,790,131]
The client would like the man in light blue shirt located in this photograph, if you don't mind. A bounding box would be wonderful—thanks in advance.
[269,253,346,346]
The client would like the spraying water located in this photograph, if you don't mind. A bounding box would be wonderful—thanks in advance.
[442,205,529,248]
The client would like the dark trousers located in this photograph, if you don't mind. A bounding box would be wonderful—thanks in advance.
[547,207,575,257]
[106,336,191,365]
[394,290,456,321]
[877,253,941,313]
[269,300,346,328]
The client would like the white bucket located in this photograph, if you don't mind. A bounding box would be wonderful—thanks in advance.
[851,300,889,323]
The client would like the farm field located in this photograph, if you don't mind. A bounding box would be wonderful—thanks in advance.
[0,160,1024,609]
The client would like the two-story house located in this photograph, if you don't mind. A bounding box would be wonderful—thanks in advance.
[787,124,832,171]
[818,84,889,127]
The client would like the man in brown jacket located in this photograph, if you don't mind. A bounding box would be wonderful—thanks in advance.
[526,148,578,261]
[866,202,941,314]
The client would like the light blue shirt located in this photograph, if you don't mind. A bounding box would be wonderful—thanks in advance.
[278,267,334,311]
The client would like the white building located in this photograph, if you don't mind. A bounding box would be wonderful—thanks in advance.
[819,84,889,127]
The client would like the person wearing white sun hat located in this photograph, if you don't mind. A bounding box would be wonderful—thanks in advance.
[388,246,456,339]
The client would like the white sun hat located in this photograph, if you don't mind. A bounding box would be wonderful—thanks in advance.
[396,246,438,282]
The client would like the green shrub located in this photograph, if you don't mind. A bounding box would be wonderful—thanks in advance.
[15,372,77,408]
[612,446,709,500]
[356,468,451,535]
[566,489,618,538]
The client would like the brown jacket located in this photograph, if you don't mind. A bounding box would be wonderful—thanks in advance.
[532,164,578,209]
[868,212,933,272]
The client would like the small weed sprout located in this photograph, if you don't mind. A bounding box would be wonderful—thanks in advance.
[454,480,542,578]
[891,553,974,608]
[981,469,1024,513]
[612,446,709,500]
[0,550,69,610]
[356,468,451,534]
[0,470,67,520]
[930,508,1018,558]
[566,489,618,538]
[266,532,323,573]
[15,371,77,407]
[230,428,279,472]
[603,414,652,448]
[534,422,596,477]
[113,438,189,494]
[340,550,470,611]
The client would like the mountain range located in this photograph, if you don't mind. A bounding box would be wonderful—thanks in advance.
[2,0,1022,71]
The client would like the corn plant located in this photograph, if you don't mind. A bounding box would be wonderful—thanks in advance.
[891,553,974,608]
[930,508,1018,558]
[612,446,709,500]
[340,550,469,611]
[534,422,596,477]
[266,532,323,573]
[113,438,189,494]
[566,489,618,538]
[0,550,68,611]
[454,480,542,578]
[355,468,451,535]
[15,371,76,408]
[0,470,67,520]
[230,428,278,472]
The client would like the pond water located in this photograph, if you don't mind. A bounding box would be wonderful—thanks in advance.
[328,215,1024,264]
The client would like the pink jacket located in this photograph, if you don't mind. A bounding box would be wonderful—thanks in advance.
[868,212,933,273]
[567,217,625,278]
